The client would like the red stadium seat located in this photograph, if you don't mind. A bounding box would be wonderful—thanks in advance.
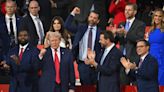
[160,86,164,92]
[0,84,9,92]
[121,85,138,92]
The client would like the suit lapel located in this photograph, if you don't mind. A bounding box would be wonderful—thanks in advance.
[16,16,20,34]
[139,54,149,68]
[20,44,30,63]
[28,15,38,38]
[128,19,136,33]
[60,47,65,68]
[48,48,55,70]
[3,16,9,35]
[101,46,115,65]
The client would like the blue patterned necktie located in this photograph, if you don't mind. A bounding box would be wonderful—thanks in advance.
[125,21,130,32]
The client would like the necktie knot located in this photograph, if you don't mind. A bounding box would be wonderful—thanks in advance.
[9,18,12,21]
[138,58,143,68]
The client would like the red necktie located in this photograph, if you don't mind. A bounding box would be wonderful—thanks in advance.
[54,50,60,84]
[19,48,24,61]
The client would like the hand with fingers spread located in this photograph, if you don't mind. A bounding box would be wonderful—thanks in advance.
[0,61,10,70]
[85,49,97,68]
[10,55,20,65]
[121,57,137,69]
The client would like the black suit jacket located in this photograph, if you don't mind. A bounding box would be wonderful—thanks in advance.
[116,19,146,84]
[20,14,48,46]
[96,46,123,92]
[116,19,146,62]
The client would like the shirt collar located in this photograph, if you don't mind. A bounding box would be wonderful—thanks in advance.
[140,52,149,61]
[105,43,115,52]
[19,43,29,50]
[30,13,39,20]
[51,47,60,52]
[126,17,135,24]
[88,25,97,30]
[5,14,16,19]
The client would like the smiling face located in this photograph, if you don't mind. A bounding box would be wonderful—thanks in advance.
[153,11,163,26]
[99,34,108,48]
[53,19,62,32]
[136,41,149,57]
[18,31,29,46]
[124,5,137,19]
[88,12,100,26]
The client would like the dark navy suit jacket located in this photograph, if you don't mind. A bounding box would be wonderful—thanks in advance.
[64,14,102,60]
[39,47,75,92]
[96,46,123,92]
[129,54,159,92]
[0,15,21,59]
[5,44,40,92]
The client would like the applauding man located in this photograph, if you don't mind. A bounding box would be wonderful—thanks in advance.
[121,39,159,92]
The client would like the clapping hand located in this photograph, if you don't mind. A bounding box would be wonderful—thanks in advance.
[84,49,96,66]
[120,57,137,69]
[10,55,20,65]
[0,61,10,70]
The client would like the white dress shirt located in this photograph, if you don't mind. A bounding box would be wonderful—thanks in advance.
[30,13,45,44]
[19,44,29,55]
[5,14,17,43]
[79,26,97,61]
[51,47,61,62]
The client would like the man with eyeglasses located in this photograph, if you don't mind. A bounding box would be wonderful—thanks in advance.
[121,39,159,92]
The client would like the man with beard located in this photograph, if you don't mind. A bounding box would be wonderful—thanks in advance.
[85,31,123,92]
[0,28,40,92]
[64,7,102,85]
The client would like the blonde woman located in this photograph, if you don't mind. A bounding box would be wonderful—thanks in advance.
[148,8,164,85]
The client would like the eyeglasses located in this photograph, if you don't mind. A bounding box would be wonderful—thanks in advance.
[136,45,146,48]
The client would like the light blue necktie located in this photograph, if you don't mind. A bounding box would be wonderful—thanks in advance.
[36,17,44,44]
[98,49,108,80]
[125,21,130,32]
[123,21,130,55]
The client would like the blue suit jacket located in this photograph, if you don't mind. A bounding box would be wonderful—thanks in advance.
[0,15,22,59]
[129,54,159,92]
[95,46,123,92]
[5,44,40,92]
[64,14,102,60]
[39,47,75,92]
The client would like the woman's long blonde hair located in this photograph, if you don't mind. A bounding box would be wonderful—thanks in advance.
[150,8,164,32]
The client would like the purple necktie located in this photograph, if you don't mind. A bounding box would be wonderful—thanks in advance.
[88,28,93,49]
[138,59,143,68]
